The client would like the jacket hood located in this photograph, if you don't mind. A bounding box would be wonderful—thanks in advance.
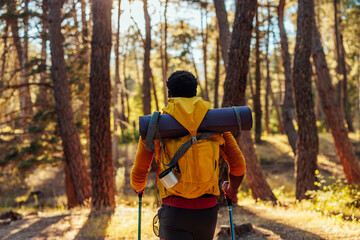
[163,97,210,136]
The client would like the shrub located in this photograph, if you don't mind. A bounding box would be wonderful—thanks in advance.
[301,172,360,221]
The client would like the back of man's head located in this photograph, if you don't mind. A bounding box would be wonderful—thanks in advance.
[167,71,197,98]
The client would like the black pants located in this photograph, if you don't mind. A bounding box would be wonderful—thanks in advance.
[158,205,218,240]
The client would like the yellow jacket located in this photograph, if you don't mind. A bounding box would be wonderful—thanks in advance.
[131,97,246,199]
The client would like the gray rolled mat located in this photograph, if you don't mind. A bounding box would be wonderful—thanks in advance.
[139,106,252,139]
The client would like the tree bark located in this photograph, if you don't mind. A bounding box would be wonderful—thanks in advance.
[254,9,262,143]
[201,6,209,101]
[214,38,220,108]
[164,0,169,103]
[113,0,122,163]
[71,0,81,52]
[340,34,354,132]
[333,0,342,112]
[221,0,276,204]
[90,0,115,209]
[38,0,49,110]
[160,0,169,105]
[79,0,90,66]
[278,0,297,154]
[151,71,159,111]
[7,0,33,124]
[79,0,89,44]
[0,24,9,89]
[142,0,152,115]
[265,4,271,135]
[22,0,32,117]
[292,0,318,200]
[312,19,360,185]
[48,0,91,206]
[123,52,130,123]
[213,0,231,68]
[65,164,78,209]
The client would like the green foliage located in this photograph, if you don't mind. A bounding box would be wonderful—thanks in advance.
[302,173,360,222]
[119,128,139,144]
[0,109,62,169]
[17,155,57,169]
[2,145,21,163]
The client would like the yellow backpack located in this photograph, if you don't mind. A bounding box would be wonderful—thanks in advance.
[145,111,225,199]
[155,133,225,199]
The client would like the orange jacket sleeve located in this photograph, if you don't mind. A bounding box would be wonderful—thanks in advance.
[220,132,246,176]
[130,137,155,192]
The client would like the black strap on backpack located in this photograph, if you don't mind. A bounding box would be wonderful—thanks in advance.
[233,107,242,135]
[164,132,217,168]
[145,111,161,151]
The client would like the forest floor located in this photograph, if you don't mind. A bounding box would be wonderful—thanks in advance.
[1,133,360,239]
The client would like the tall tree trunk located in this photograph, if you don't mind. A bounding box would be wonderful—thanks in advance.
[293,0,318,200]
[254,9,262,143]
[312,20,360,185]
[249,66,254,99]
[90,0,115,209]
[358,35,360,133]
[201,6,209,101]
[163,0,169,103]
[333,2,354,132]
[333,0,343,113]
[65,164,78,209]
[38,0,49,110]
[340,34,354,132]
[151,72,159,111]
[142,0,152,115]
[113,0,122,164]
[213,0,230,68]
[265,4,271,135]
[315,85,320,121]
[22,0,32,117]
[7,0,33,124]
[214,38,220,108]
[123,52,130,123]
[0,24,9,89]
[160,3,166,105]
[278,0,297,154]
[270,87,285,134]
[48,0,91,206]
[72,0,81,52]
[80,0,89,43]
[221,0,276,204]
[79,0,90,67]
[160,0,169,105]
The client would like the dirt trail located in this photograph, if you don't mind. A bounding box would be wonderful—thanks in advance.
[1,136,360,239]
[0,204,329,240]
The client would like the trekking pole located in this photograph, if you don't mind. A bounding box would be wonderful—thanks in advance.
[138,193,143,240]
[222,180,236,240]
[227,196,235,240]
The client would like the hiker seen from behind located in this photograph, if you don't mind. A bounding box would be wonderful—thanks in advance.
[131,70,246,240]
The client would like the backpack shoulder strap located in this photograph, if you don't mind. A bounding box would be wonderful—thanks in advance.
[145,111,161,151]
[165,132,218,168]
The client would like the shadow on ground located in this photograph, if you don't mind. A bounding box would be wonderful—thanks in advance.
[74,209,113,240]
[216,205,325,240]
[2,214,68,240]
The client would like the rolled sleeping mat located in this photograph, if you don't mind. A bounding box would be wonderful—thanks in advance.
[139,106,252,139]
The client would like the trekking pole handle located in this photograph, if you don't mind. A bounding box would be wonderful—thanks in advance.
[223,181,235,240]
[227,195,233,207]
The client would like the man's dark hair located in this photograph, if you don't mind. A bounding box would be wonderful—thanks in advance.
[167,70,197,98]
